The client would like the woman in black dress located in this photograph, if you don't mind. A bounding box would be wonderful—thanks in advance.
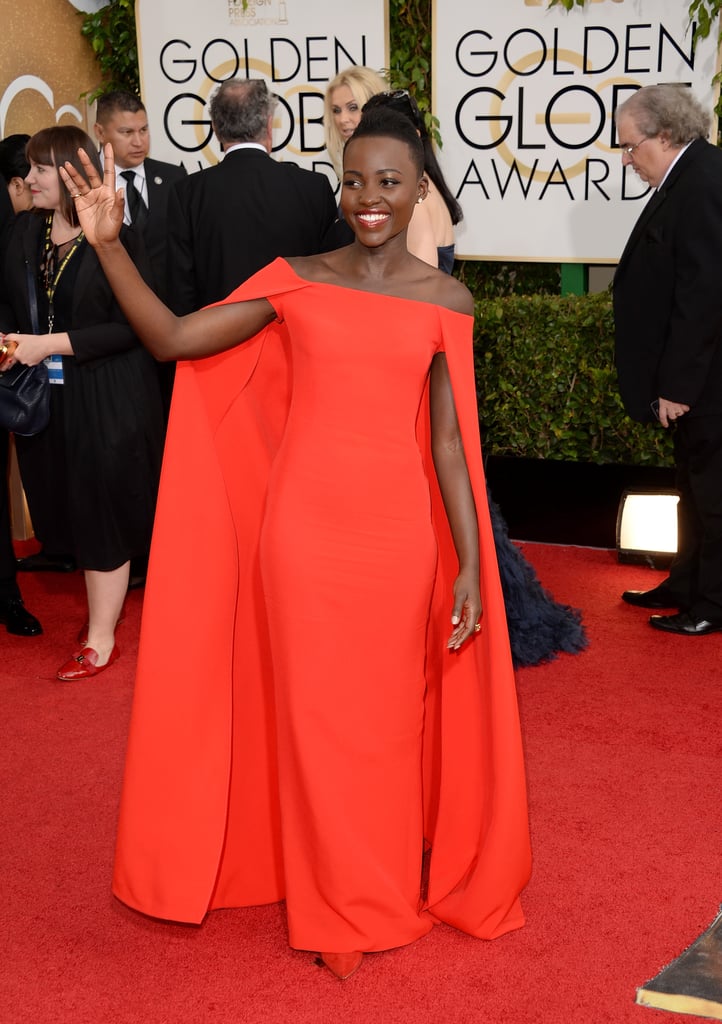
[0,126,163,677]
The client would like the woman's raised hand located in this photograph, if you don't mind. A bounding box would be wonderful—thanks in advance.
[58,143,125,247]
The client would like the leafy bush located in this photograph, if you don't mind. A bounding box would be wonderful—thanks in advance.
[458,260,561,299]
[473,291,674,467]
[79,0,139,101]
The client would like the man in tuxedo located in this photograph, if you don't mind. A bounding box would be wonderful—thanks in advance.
[614,84,722,636]
[166,78,337,315]
[96,91,187,417]
[95,92,187,305]
[95,92,186,586]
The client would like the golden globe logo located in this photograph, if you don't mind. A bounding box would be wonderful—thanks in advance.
[453,20,694,201]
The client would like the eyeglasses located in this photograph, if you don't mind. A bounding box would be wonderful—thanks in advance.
[620,136,653,157]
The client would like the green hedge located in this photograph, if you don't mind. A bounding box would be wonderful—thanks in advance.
[457,259,561,299]
[473,291,674,467]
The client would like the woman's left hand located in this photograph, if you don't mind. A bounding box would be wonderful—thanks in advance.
[447,569,482,650]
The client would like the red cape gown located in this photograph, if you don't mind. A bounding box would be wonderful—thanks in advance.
[113,258,531,951]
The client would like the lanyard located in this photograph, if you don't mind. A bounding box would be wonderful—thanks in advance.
[42,216,84,333]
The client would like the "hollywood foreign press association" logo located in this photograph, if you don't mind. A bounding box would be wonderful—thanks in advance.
[228,0,289,28]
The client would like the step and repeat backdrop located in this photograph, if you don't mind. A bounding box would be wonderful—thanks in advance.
[136,0,387,183]
[433,0,721,262]
[0,0,720,265]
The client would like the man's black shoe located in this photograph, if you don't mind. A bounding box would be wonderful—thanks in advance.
[622,587,678,609]
[16,551,76,573]
[649,612,722,636]
[0,598,43,636]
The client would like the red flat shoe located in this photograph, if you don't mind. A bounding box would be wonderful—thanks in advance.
[57,644,120,681]
[316,951,364,980]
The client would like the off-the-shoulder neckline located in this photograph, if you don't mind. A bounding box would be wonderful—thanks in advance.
[274,258,473,319]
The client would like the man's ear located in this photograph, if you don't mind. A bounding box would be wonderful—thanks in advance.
[93,122,105,144]
[263,114,274,153]
[211,122,224,153]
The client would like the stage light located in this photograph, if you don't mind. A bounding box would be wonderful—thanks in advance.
[616,490,679,567]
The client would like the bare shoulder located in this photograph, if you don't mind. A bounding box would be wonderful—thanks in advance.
[425,269,474,317]
[285,252,346,281]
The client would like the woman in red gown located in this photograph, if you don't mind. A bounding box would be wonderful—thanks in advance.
[62,105,531,980]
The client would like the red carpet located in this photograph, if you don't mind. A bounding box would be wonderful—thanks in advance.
[2,544,721,1024]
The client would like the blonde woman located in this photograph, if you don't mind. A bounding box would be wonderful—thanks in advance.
[323,66,388,178]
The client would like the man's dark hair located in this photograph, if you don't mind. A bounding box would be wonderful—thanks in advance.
[209,79,276,146]
[96,91,147,125]
[0,133,31,184]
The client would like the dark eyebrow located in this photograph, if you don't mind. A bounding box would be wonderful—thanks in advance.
[343,167,404,176]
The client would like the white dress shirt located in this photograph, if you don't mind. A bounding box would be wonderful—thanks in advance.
[99,151,149,225]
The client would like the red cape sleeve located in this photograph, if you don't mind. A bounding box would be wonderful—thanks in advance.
[420,306,531,938]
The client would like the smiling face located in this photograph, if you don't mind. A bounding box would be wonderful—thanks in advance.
[616,111,676,189]
[94,109,150,169]
[330,85,363,143]
[340,133,427,248]
[26,157,62,212]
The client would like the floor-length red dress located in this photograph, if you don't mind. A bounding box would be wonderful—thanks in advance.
[112,259,531,953]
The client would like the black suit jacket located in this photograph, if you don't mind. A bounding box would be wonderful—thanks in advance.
[0,182,13,238]
[134,157,187,304]
[613,138,722,422]
[165,148,337,314]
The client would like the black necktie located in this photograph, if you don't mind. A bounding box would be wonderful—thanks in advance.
[120,170,147,228]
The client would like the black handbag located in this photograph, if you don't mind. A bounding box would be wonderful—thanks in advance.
[0,358,50,436]
[0,260,50,436]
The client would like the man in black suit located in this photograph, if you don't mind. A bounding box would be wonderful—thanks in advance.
[94,93,186,586]
[94,92,187,305]
[166,78,337,314]
[95,92,187,417]
[614,84,722,636]
[0,139,42,634]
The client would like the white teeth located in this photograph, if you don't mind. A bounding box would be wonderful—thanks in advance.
[358,213,387,223]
